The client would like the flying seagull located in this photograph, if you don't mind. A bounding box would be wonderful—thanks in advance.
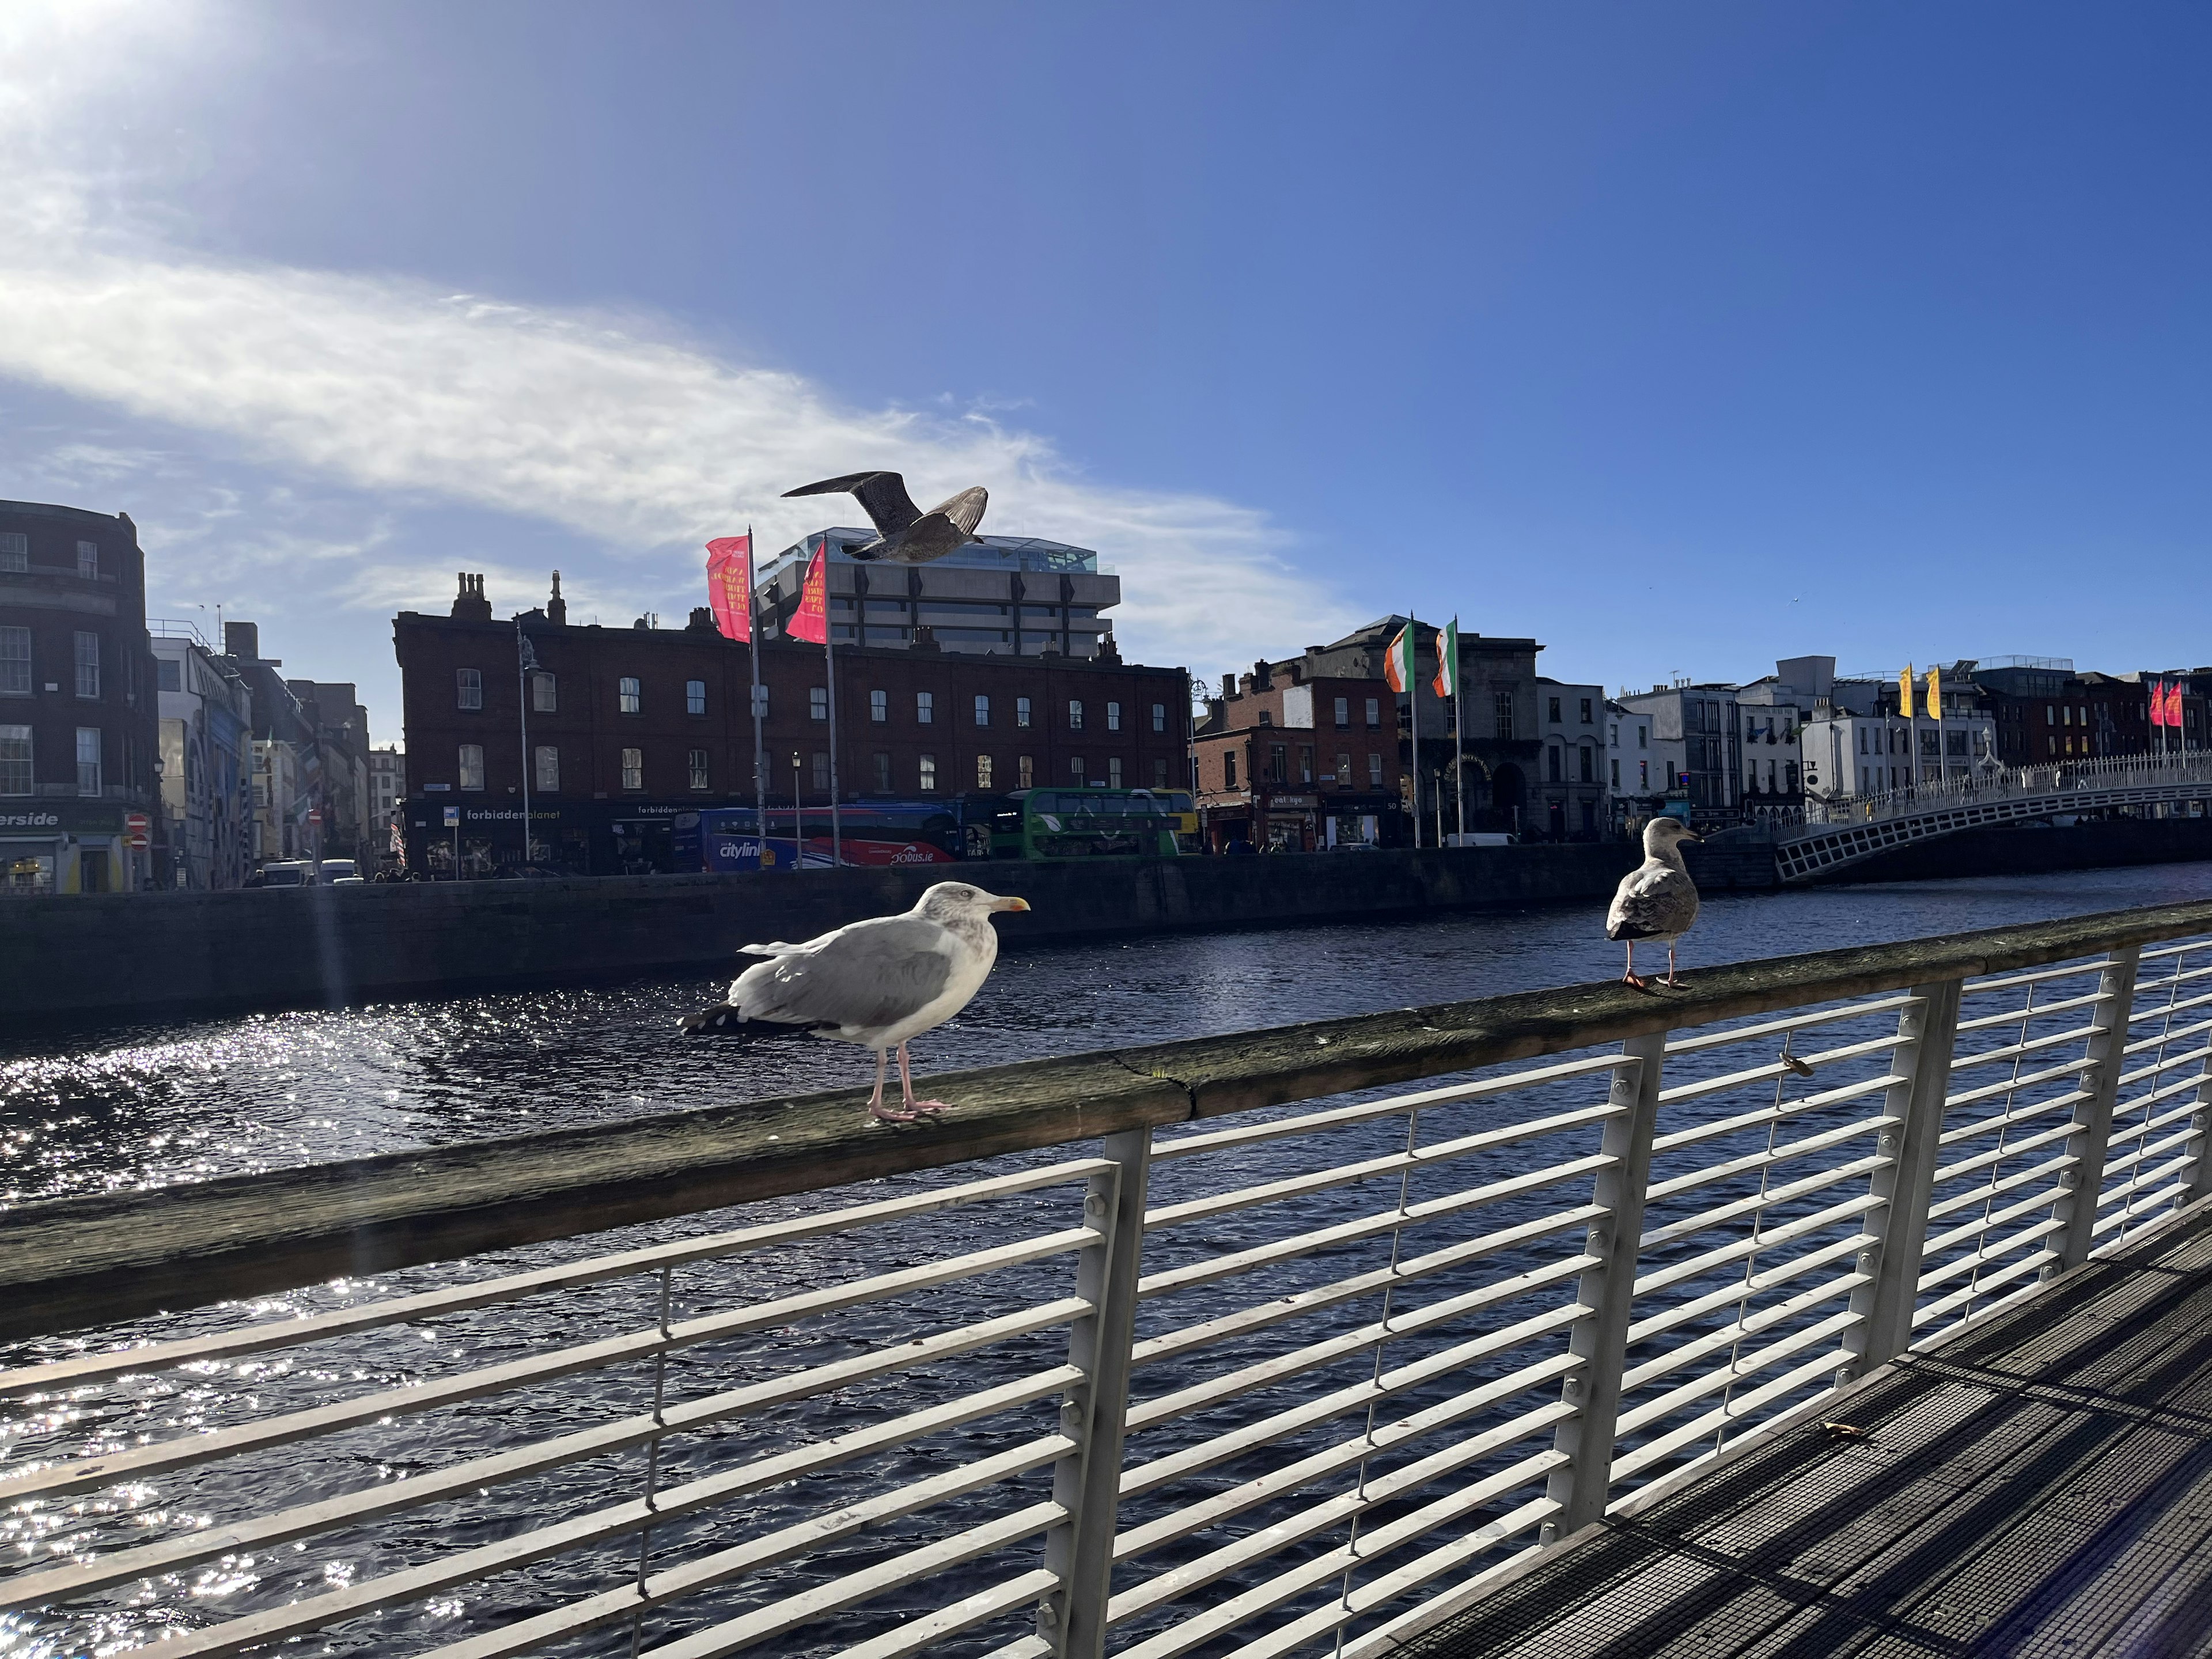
[782,471,989,564]
[680,881,1031,1122]
[1607,817,1702,989]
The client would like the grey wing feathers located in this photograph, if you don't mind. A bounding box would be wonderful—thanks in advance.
[1607,862,1699,941]
[733,914,954,1032]
[782,471,921,536]
[932,485,988,537]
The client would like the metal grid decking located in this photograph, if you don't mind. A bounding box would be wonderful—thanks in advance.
[1388,1201,2212,1657]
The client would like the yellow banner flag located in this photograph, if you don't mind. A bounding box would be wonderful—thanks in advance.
[1899,665,1915,721]
[1926,665,1941,717]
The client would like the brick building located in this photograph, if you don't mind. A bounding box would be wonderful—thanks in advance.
[0,499,161,892]
[1192,619,1543,850]
[1960,658,2177,765]
[394,574,1190,874]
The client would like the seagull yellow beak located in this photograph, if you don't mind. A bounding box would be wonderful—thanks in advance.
[994,896,1032,912]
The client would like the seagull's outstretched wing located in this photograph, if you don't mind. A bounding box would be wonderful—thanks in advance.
[734,914,956,1035]
[929,484,988,537]
[783,471,922,536]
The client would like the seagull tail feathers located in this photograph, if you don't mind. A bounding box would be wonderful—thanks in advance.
[680,1005,820,1040]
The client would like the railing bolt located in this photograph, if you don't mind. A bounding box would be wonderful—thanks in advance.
[1586,1229,1607,1254]
[1858,1250,1876,1270]
[1539,1521,1559,1546]
[1083,1192,1106,1219]
[1880,1134,1897,1153]
[1037,1597,1060,1630]
[1564,1376,1584,1400]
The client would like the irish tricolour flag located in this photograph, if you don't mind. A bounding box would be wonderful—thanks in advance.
[1433,618,1459,699]
[1383,620,1416,692]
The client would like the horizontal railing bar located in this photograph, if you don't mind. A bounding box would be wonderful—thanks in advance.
[17,901,2212,1343]
[1964,960,2112,995]
[1921,1187,2067,1265]
[1931,1119,2081,1188]
[1912,1244,2058,1330]
[2100,1122,2197,1177]
[2090,1176,2194,1243]
[1330,1516,1552,1659]
[1660,996,1921,1055]
[1645,1109,1895,1204]
[1944,1059,2090,1118]
[1,1228,1099,1504]
[1148,1055,1634,1162]
[2118,1032,2212,1074]
[1137,1163,1608,1302]
[1948,1021,2103,1072]
[3,1331,1085,1614]
[1124,1276,1592,1435]
[630,1506,1067,1659]
[1607,1343,1854,1487]
[1615,1307,1862,1439]
[1119,1342,1582,1504]
[1131,1206,1594,1372]
[1654,1035,1905,1109]
[2113,1070,2212,1119]
[976,1638,1054,1659]
[1937,1091,2084,1147]
[1956,988,2112,1033]
[1923,1155,2069,1226]
[1917,1217,2066,1294]
[817,1570,1060,1659]
[1626,1232,1873,1349]
[152,1433,1074,1659]
[2093,1157,2196,1221]
[1635,1190,1882,1296]
[1107,1453,1567,1658]
[1144,1112,1616,1232]
[0,1159,1113,1404]
[1620,1271,1865,1395]
[2124,995,2212,1036]
[2112,1098,2204,1146]
[1639,1156,1887,1253]
[2137,939,2212,962]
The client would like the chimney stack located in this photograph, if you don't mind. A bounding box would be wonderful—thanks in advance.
[547,570,567,626]
[223,620,260,660]
[451,573,493,622]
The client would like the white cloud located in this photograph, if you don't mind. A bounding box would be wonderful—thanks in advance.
[0,2,1354,685]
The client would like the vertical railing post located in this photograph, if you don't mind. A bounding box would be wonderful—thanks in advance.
[1043,1127,1150,1659]
[2180,1029,2212,1206]
[1844,976,1964,1378]
[2051,945,2143,1272]
[1541,1028,1666,1541]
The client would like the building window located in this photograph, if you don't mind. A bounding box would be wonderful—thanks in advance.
[1548,745,1562,783]
[456,668,483,710]
[621,748,643,790]
[1153,703,1168,733]
[76,540,98,578]
[812,752,831,793]
[916,690,934,725]
[1580,698,1593,724]
[0,533,25,573]
[1017,696,1033,728]
[73,632,100,699]
[919,753,938,791]
[1224,751,1238,788]
[873,752,891,791]
[1639,760,1649,788]
[1153,757,1169,788]
[1548,696,1562,724]
[1495,692,1515,740]
[1611,757,1621,787]
[0,725,28,795]
[974,694,990,728]
[1069,699,1084,732]
[811,687,830,722]
[1269,744,1287,782]
[1638,726,1647,749]
[0,627,28,696]
[535,745,560,791]
[683,680,704,717]
[618,676,641,714]
[1108,756,1123,787]
[1298,745,1313,783]
[529,672,558,714]
[1336,751,1351,785]
[688,749,710,790]
[1368,753,1382,786]
[1107,702,1122,732]
[1580,747,1594,783]
[871,689,888,723]
[1334,696,1350,729]
[977,754,995,788]
[1019,754,1035,787]
[459,744,485,790]
[1363,698,1379,730]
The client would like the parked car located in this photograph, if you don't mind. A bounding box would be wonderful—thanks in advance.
[249,861,317,887]
[319,859,363,884]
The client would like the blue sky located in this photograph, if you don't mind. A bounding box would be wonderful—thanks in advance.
[1,3,2206,740]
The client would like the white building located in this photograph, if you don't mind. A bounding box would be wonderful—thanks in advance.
[1531,678,1608,838]
[1617,682,1741,819]
[1606,700,1657,828]
[1802,680,1999,800]
[153,630,255,889]
[1733,655,1828,813]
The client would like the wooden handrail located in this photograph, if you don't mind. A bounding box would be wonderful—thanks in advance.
[6,897,2211,1343]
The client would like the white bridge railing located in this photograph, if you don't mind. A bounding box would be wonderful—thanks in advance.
[1799,748,2212,831]
[6,905,2212,1658]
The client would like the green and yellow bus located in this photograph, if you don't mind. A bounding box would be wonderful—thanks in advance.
[1006,789,1192,859]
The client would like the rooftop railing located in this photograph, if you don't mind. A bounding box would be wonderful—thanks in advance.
[6,900,2212,1657]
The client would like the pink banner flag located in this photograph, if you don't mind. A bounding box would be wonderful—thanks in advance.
[787,546,829,644]
[704,535,752,642]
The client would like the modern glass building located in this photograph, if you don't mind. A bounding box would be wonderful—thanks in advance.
[754,528,1122,658]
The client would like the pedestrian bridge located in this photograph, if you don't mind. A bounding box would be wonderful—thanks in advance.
[1774,750,2212,884]
[6,900,2212,1658]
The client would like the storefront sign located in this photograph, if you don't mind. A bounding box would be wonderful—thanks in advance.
[1264,794,1319,810]
[0,805,124,834]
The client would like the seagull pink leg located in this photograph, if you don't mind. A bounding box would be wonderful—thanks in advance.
[1664,943,1682,988]
[897,1043,950,1117]
[869,1049,914,1123]
[1622,941,1650,991]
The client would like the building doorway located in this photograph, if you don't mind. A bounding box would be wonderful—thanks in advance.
[78,849,110,893]
[1491,763,1526,834]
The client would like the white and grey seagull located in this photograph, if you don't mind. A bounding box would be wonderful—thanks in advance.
[681,882,1031,1122]
[782,471,989,565]
[1607,817,1703,989]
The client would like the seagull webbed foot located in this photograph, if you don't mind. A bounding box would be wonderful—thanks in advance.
[871,1101,919,1124]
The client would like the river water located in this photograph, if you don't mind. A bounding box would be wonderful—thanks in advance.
[6,862,2212,1659]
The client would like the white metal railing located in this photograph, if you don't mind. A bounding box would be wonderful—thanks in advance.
[1801,748,2212,830]
[6,922,2212,1657]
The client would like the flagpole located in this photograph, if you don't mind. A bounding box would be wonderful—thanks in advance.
[824,589,842,869]
[515,621,532,870]
[1452,618,1465,845]
[1408,612,1421,850]
[747,527,768,862]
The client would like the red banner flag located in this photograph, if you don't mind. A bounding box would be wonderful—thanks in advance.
[704,535,752,643]
[2152,681,2168,728]
[2168,681,2187,728]
[787,545,830,644]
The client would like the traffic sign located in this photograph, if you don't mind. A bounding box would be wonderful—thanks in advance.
[442,806,460,827]
[124,811,150,850]
[308,808,323,827]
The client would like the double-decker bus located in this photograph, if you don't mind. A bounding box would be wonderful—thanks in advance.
[675,789,1194,870]
[1009,789,1189,859]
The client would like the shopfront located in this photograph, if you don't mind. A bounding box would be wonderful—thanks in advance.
[0,804,136,895]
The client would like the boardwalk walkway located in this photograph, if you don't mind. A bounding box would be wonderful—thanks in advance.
[1396,1201,2212,1657]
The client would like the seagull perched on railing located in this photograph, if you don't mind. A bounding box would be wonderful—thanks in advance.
[1608,817,1702,990]
[782,471,989,564]
[680,882,1031,1122]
